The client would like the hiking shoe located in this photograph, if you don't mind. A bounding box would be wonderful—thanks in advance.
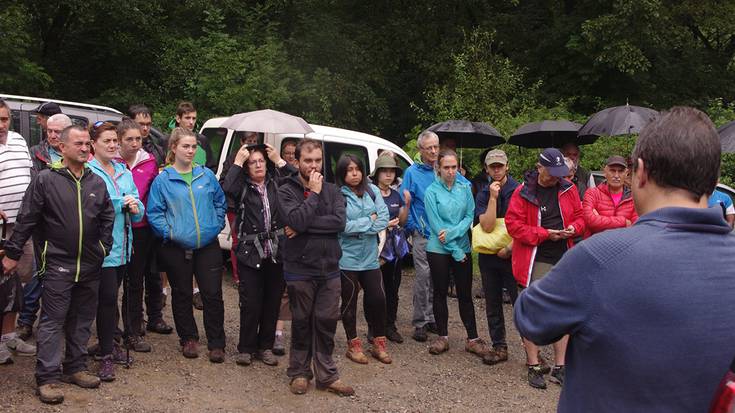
[386,326,404,344]
[465,338,490,358]
[192,292,203,310]
[5,336,36,356]
[16,323,33,341]
[182,340,199,359]
[550,365,565,385]
[0,342,13,365]
[370,336,392,364]
[428,337,449,355]
[146,319,173,335]
[346,338,368,364]
[482,346,509,366]
[235,352,252,366]
[272,334,286,355]
[111,344,133,365]
[412,326,428,342]
[317,379,355,397]
[256,349,278,366]
[125,336,152,353]
[61,371,101,389]
[37,383,64,404]
[527,364,547,389]
[98,355,116,382]
[208,348,225,363]
[426,322,439,335]
[290,377,309,395]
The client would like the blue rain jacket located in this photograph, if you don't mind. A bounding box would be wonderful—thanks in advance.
[424,176,475,261]
[338,184,389,271]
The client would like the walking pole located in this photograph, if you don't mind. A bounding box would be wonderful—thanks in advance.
[122,199,132,369]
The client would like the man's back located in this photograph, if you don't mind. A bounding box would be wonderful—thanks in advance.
[515,206,735,412]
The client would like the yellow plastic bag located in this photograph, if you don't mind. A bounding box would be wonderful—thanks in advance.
[472,218,512,254]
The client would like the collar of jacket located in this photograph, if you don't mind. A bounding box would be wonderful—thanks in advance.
[416,161,435,172]
[161,165,205,182]
[597,182,633,201]
[636,206,731,234]
[519,169,574,206]
[49,160,90,179]
[87,158,127,180]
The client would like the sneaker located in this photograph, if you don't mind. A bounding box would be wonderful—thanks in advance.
[369,336,392,364]
[98,355,116,382]
[208,348,225,363]
[345,337,368,364]
[272,334,286,356]
[146,319,173,335]
[16,324,33,341]
[111,344,133,365]
[412,326,428,342]
[4,336,36,356]
[428,337,449,355]
[125,336,152,353]
[426,322,439,335]
[256,349,278,366]
[527,364,547,389]
[192,292,203,310]
[235,352,252,366]
[61,371,101,389]
[182,340,199,359]
[37,383,64,404]
[465,338,490,358]
[550,365,565,385]
[482,346,509,365]
[386,326,403,344]
[317,379,355,397]
[289,377,309,395]
[0,342,13,365]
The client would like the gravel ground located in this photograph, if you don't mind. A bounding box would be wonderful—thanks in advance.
[0,267,559,412]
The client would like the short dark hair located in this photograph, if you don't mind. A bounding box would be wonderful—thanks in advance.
[295,138,322,160]
[176,101,196,117]
[632,106,720,200]
[60,124,88,143]
[127,104,151,119]
[335,154,368,197]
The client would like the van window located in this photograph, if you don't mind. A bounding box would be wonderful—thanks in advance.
[395,154,411,173]
[10,110,21,135]
[323,141,369,183]
[201,127,228,165]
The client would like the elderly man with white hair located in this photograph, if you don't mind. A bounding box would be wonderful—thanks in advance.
[29,113,72,173]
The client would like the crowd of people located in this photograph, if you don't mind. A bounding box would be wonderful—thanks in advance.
[0,99,733,412]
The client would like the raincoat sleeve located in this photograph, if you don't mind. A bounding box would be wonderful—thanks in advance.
[222,163,245,204]
[566,188,585,236]
[370,186,390,234]
[146,176,170,241]
[423,186,443,239]
[445,186,474,241]
[209,172,227,231]
[4,174,44,261]
[308,189,346,234]
[582,188,626,234]
[343,186,389,235]
[125,171,145,223]
[98,190,115,255]
[505,186,549,246]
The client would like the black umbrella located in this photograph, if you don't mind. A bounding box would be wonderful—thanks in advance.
[508,120,583,148]
[427,120,505,148]
[577,104,658,141]
[718,121,735,153]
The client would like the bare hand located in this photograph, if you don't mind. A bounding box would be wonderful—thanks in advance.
[592,208,599,216]
[308,171,323,194]
[370,213,378,222]
[438,229,447,243]
[123,195,139,215]
[497,247,511,259]
[284,226,297,239]
[265,143,282,164]
[547,230,564,241]
[234,146,250,167]
[387,217,399,228]
[489,181,501,200]
[625,219,632,227]
[2,257,17,275]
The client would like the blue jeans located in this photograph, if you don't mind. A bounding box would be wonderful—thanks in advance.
[18,275,42,327]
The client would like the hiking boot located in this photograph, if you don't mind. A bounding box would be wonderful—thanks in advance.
[4,336,36,356]
[111,344,133,365]
[482,346,509,366]
[98,355,116,382]
[289,377,309,395]
[550,365,565,385]
[465,338,490,358]
[317,379,355,397]
[370,336,392,364]
[386,326,403,344]
[428,337,449,355]
[192,292,203,310]
[426,322,439,335]
[538,354,551,374]
[16,323,33,341]
[256,349,278,366]
[412,326,428,342]
[146,319,173,335]
[61,370,101,389]
[125,336,152,353]
[527,364,547,389]
[235,352,252,366]
[37,383,64,404]
[182,340,199,359]
[272,334,286,355]
[208,348,225,363]
[345,338,368,364]
[0,343,13,365]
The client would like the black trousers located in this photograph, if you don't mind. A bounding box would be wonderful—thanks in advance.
[341,268,386,340]
[237,258,285,353]
[478,253,518,348]
[380,258,402,328]
[427,252,478,339]
[97,266,125,355]
[158,241,225,350]
[124,227,163,337]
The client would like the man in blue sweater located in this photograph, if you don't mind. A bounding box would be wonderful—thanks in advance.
[514,106,735,412]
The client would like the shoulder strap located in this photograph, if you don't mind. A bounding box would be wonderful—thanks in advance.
[365,184,376,202]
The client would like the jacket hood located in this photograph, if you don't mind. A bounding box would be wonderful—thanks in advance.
[87,158,128,177]
[128,149,155,169]
[160,164,207,182]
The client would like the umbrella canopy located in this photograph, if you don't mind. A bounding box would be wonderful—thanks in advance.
[221,109,314,134]
[427,120,505,148]
[577,104,658,140]
[508,120,583,148]
[719,121,735,153]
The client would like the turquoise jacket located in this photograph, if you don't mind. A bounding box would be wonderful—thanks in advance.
[338,184,389,271]
[147,165,226,250]
[424,176,475,261]
[87,158,144,268]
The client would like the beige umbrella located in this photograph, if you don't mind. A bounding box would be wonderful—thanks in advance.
[221,109,314,134]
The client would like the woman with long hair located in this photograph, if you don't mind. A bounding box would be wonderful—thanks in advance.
[87,122,144,381]
[336,154,391,364]
[147,127,227,362]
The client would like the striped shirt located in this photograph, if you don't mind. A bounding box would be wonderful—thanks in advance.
[0,131,32,223]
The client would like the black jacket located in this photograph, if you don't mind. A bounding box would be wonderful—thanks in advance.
[222,162,295,269]
[143,137,166,168]
[4,163,115,282]
[277,173,346,277]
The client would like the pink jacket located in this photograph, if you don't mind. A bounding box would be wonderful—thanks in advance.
[120,150,159,229]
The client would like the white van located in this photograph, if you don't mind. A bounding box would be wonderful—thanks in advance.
[199,117,414,250]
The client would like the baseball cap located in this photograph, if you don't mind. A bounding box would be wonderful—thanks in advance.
[484,149,508,166]
[538,148,569,178]
[605,155,627,168]
[33,102,62,117]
